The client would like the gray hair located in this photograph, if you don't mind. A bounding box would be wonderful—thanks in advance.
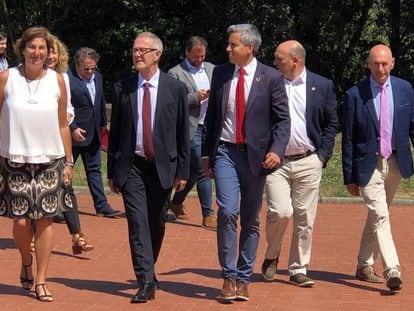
[135,31,163,54]
[74,47,100,65]
[227,24,262,54]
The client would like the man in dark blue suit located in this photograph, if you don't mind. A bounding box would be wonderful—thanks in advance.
[202,24,290,301]
[262,40,338,287]
[69,47,121,218]
[342,44,414,292]
[108,32,189,303]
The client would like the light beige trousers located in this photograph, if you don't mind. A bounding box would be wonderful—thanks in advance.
[264,153,323,276]
[358,154,401,277]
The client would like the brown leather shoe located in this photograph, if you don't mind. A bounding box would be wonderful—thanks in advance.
[355,266,384,283]
[202,214,217,230]
[219,278,236,301]
[169,202,189,220]
[236,281,249,301]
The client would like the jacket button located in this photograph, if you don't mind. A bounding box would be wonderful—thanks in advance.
[377,137,380,141]
[375,152,379,156]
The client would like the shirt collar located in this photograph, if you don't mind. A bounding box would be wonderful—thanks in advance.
[138,69,160,88]
[370,75,391,89]
[285,68,307,85]
[78,72,95,83]
[235,57,257,76]
[185,58,205,73]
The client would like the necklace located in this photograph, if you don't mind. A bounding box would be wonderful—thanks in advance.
[24,66,43,104]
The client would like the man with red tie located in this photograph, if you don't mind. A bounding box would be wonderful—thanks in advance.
[108,32,189,303]
[202,24,290,302]
[342,44,414,292]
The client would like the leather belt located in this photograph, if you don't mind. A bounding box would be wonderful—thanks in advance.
[284,150,313,160]
[135,155,155,164]
[220,141,247,152]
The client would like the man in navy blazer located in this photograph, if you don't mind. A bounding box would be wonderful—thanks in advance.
[108,32,189,303]
[262,40,338,287]
[202,24,290,301]
[342,44,414,292]
[69,47,121,218]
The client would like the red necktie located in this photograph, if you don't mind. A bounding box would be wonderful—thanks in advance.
[142,83,154,159]
[236,68,246,144]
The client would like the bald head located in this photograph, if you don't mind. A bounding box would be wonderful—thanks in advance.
[367,44,394,84]
[274,40,306,80]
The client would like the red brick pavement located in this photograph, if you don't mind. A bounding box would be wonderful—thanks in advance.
[1,194,414,310]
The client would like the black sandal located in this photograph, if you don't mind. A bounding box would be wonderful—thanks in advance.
[35,283,54,302]
[20,254,34,290]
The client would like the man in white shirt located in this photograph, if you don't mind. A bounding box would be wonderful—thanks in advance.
[262,40,338,287]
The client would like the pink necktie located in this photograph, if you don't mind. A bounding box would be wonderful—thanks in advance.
[236,68,246,144]
[380,84,392,159]
[142,83,154,159]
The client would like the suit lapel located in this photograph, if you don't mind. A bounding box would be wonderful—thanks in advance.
[129,75,139,133]
[247,62,264,112]
[221,64,234,116]
[180,61,198,92]
[363,78,380,133]
[305,70,315,122]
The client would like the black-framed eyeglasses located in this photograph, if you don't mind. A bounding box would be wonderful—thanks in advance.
[82,66,97,72]
[133,47,158,55]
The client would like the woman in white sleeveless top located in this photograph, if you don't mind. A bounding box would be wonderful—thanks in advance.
[0,27,73,302]
[28,35,94,256]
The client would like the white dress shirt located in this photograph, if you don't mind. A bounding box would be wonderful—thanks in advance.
[135,69,160,157]
[221,57,257,143]
[284,68,315,156]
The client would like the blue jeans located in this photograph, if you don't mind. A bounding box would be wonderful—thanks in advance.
[73,136,111,213]
[172,125,213,216]
[214,143,265,282]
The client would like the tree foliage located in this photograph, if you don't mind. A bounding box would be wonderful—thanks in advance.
[1,0,413,102]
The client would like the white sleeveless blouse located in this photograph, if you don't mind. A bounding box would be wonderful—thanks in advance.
[0,66,65,163]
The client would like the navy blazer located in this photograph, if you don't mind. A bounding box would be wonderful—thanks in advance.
[108,71,190,190]
[202,61,290,177]
[68,67,107,147]
[342,75,414,186]
[305,71,338,164]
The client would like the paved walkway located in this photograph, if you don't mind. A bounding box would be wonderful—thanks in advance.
[1,194,413,310]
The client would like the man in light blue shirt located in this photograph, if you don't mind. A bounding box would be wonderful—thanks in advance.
[168,36,216,230]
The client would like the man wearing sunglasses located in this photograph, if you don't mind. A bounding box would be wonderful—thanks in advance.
[68,47,122,218]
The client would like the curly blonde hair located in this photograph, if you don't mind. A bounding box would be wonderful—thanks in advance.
[50,35,69,73]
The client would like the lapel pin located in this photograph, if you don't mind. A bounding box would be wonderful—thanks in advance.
[312,86,316,91]
[256,77,261,82]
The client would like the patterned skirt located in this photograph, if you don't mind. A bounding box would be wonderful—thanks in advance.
[0,157,73,219]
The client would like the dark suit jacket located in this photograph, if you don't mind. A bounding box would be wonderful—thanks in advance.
[305,70,338,164]
[108,71,190,190]
[342,75,414,186]
[68,67,107,147]
[168,60,214,139]
[202,61,290,177]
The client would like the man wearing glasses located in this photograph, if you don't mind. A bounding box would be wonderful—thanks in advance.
[69,47,122,218]
[108,32,189,303]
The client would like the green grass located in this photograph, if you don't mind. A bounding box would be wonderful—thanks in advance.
[72,152,108,187]
[73,138,414,199]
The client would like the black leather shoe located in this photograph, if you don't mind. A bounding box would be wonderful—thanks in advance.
[154,277,160,290]
[130,283,155,303]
